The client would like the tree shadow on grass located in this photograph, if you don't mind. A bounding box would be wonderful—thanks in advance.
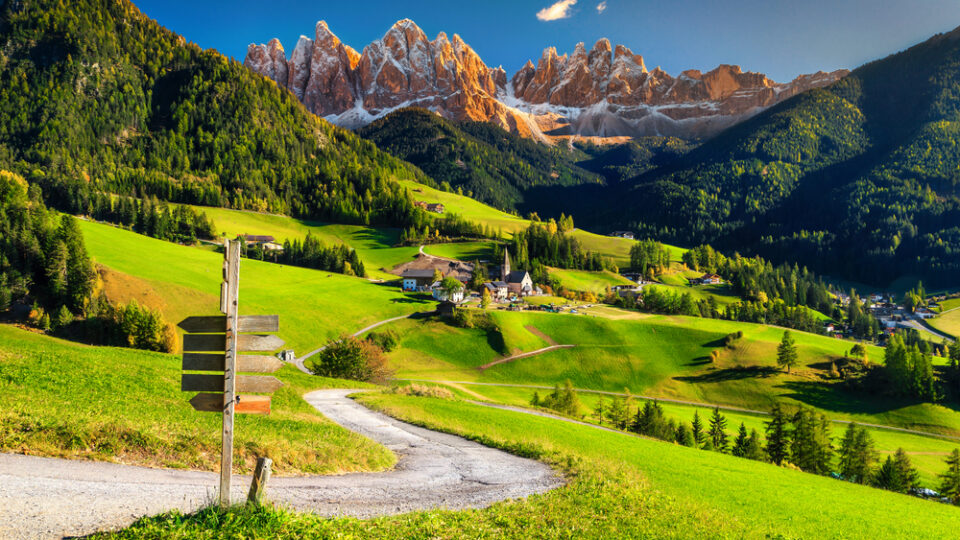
[686,356,714,367]
[674,365,781,383]
[776,380,920,416]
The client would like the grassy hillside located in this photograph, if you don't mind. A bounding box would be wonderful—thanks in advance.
[0,324,392,474]
[187,205,419,278]
[358,108,599,211]
[104,393,960,539]
[385,310,960,435]
[79,220,433,353]
[548,268,635,293]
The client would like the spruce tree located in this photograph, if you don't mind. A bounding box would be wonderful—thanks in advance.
[874,448,919,493]
[732,422,750,457]
[593,397,605,425]
[708,407,729,452]
[776,330,798,373]
[675,424,694,447]
[691,411,705,448]
[744,429,766,461]
[838,423,876,484]
[765,403,790,465]
[938,448,960,505]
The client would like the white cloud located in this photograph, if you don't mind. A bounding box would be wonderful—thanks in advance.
[536,0,577,21]
[596,1,607,13]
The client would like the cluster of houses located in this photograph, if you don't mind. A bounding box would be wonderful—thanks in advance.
[398,251,540,305]
[414,201,445,214]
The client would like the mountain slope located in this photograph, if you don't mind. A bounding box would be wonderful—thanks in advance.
[0,0,427,227]
[245,19,846,141]
[589,27,960,286]
[358,108,600,210]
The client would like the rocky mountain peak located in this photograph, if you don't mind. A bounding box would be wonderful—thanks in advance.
[245,19,848,142]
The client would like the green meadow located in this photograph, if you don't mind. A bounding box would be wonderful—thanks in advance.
[384,310,960,436]
[100,393,960,539]
[79,220,433,353]
[0,324,392,474]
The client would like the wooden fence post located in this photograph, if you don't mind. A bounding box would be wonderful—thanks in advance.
[247,457,273,506]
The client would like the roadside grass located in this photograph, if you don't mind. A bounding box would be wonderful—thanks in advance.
[548,267,635,293]
[79,220,433,353]
[0,325,393,474]
[99,394,960,539]
[384,310,960,435]
[929,307,960,338]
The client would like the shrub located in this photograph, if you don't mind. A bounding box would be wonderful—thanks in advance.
[366,330,399,352]
[389,384,454,399]
[308,336,393,383]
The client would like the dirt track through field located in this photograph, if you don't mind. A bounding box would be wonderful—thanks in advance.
[0,389,561,540]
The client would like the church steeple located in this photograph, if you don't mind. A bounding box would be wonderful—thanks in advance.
[502,249,511,279]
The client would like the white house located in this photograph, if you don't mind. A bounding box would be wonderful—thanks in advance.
[431,281,465,303]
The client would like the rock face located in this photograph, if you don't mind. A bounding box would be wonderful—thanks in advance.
[245,20,848,141]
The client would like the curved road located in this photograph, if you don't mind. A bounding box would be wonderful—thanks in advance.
[0,389,560,540]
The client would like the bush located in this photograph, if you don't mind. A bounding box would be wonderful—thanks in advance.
[366,330,399,352]
[308,336,393,383]
[389,383,454,399]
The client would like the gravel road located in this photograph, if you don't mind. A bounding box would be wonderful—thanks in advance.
[0,389,561,539]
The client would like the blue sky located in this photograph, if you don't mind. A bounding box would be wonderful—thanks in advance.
[133,0,960,81]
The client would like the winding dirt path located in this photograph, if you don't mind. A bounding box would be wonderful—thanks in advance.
[477,344,577,370]
[0,389,561,540]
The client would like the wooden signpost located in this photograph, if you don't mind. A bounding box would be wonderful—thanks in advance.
[178,238,286,508]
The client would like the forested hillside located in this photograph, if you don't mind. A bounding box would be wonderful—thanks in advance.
[358,108,600,211]
[589,27,960,287]
[0,0,429,227]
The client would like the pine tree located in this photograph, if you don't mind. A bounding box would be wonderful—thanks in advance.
[776,330,798,373]
[675,423,694,447]
[838,423,876,483]
[708,407,729,452]
[593,397,605,425]
[744,429,766,461]
[691,411,705,448]
[874,448,919,493]
[938,448,960,505]
[606,395,627,430]
[765,403,790,465]
[732,423,750,457]
[790,407,833,474]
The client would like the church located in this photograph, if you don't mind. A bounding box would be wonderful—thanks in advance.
[497,251,536,297]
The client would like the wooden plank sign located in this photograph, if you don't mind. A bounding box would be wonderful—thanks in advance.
[182,354,283,373]
[182,374,284,394]
[190,393,272,415]
[182,334,285,353]
[178,315,279,334]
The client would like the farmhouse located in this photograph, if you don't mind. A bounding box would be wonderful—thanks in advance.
[414,201,445,214]
[609,231,635,240]
[393,254,474,286]
[431,281,465,303]
[692,273,723,285]
[400,269,437,291]
[484,281,509,302]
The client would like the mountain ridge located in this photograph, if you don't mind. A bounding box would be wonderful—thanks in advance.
[245,19,847,142]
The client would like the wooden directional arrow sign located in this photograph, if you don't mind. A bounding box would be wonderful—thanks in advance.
[182,374,284,394]
[190,393,272,414]
[178,315,279,334]
[182,353,284,373]
[182,334,285,353]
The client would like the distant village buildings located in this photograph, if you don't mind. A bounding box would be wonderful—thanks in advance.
[609,231,635,240]
[414,201,445,214]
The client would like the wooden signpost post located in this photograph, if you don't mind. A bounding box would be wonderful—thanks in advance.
[178,238,286,507]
